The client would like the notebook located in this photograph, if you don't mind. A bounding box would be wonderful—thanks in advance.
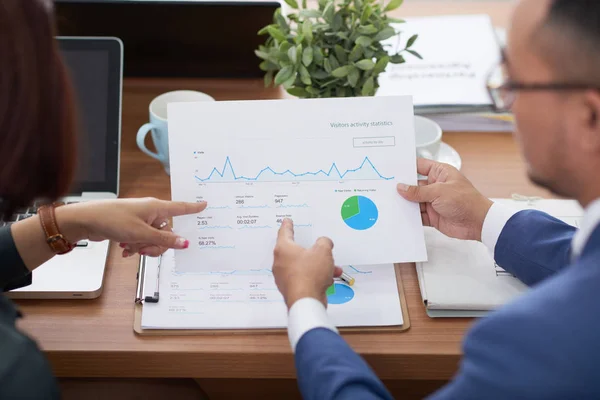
[376,14,502,114]
[416,198,584,317]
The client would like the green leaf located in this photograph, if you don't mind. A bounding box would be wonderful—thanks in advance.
[348,44,363,62]
[362,76,374,96]
[317,0,328,10]
[313,23,331,31]
[287,86,308,97]
[302,20,313,43]
[332,65,353,78]
[264,71,274,87]
[274,66,294,85]
[336,86,347,97]
[275,9,289,31]
[386,17,405,24]
[255,50,270,60]
[354,0,363,10]
[313,46,324,64]
[280,41,293,54]
[373,27,396,42]
[372,55,389,75]
[334,45,348,64]
[406,49,423,60]
[288,45,298,64]
[299,9,321,18]
[355,59,375,70]
[360,4,372,23]
[302,0,307,9]
[331,12,343,31]
[258,24,273,35]
[329,55,340,70]
[336,32,349,40]
[323,2,334,22]
[390,54,405,63]
[282,72,298,89]
[406,34,418,48]
[306,86,320,95]
[347,67,359,87]
[357,25,378,35]
[384,0,404,12]
[299,64,311,85]
[312,68,329,79]
[302,46,314,66]
[322,79,339,87]
[324,58,332,73]
[259,60,280,71]
[356,36,373,47]
[284,0,299,9]
[267,25,287,42]
[363,47,375,58]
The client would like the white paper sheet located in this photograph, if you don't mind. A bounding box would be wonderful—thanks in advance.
[376,15,501,109]
[167,97,427,272]
[140,250,403,329]
[417,199,583,312]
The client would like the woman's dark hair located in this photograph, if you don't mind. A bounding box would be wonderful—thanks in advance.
[0,1,77,220]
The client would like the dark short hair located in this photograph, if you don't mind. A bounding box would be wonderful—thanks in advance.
[0,1,77,219]
[547,0,600,37]
[536,0,600,82]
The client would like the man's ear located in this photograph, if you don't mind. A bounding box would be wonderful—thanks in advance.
[580,90,600,153]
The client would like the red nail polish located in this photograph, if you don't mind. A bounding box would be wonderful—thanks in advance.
[139,251,146,256]
[119,243,127,248]
[183,240,189,249]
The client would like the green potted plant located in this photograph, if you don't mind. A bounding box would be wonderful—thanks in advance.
[255,0,420,98]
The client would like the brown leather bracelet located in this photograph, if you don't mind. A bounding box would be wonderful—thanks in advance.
[37,202,75,255]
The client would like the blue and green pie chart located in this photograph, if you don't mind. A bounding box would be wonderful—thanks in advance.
[327,283,355,305]
[341,195,378,230]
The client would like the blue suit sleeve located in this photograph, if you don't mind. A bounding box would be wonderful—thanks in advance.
[495,210,576,286]
[295,328,393,400]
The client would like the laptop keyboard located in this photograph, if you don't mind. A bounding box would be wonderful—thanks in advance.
[0,202,88,247]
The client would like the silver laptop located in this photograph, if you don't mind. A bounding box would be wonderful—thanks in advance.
[8,37,123,299]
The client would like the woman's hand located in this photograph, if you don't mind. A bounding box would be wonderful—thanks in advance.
[55,198,206,257]
[272,219,342,309]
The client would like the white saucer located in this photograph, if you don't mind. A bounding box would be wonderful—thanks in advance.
[417,142,462,179]
[437,142,462,170]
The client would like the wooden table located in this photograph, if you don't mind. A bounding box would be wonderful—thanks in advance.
[16,2,549,398]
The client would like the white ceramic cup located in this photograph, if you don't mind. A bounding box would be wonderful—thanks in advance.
[136,90,215,175]
[414,115,443,161]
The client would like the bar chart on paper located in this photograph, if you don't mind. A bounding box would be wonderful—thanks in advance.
[167,97,427,272]
[140,251,404,330]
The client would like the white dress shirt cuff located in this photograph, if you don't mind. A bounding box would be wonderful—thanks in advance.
[481,202,519,255]
[287,297,338,352]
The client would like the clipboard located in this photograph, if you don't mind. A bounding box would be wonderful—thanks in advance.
[133,256,410,336]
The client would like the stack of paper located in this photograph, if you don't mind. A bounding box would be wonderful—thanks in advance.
[417,198,584,317]
[376,14,502,114]
[140,251,403,330]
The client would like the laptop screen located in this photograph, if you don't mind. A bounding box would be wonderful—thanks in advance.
[58,37,122,195]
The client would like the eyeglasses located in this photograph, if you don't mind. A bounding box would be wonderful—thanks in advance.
[485,60,600,112]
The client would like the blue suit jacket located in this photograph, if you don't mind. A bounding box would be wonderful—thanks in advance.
[295,210,600,399]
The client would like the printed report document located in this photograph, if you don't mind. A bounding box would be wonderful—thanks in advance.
[167,96,427,272]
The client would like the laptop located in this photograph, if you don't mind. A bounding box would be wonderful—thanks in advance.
[7,37,123,299]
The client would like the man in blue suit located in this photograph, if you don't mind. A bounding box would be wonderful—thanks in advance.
[271,0,600,398]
